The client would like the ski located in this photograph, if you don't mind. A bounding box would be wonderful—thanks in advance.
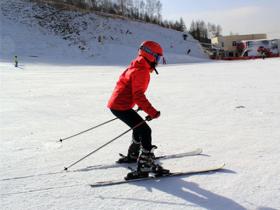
[90,163,225,188]
[75,148,202,172]
[154,148,202,160]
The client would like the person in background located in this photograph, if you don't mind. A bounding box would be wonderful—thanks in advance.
[14,56,18,67]
[162,56,167,64]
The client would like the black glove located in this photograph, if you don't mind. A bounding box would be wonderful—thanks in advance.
[145,111,160,121]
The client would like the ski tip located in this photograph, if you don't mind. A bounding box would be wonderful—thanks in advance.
[64,167,68,171]
[213,163,226,171]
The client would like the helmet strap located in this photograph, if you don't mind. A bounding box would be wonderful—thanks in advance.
[154,68,159,75]
[143,57,159,75]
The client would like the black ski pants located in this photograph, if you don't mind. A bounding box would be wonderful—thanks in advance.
[110,109,152,151]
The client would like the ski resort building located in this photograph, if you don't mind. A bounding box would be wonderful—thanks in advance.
[210,34,280,59]
[239,39,280,57]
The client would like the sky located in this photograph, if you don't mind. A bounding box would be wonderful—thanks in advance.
[160,0,280,39]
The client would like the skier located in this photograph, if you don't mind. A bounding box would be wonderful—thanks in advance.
[162,56,167,64]
[107,40,165,179]
[14,55,18,67]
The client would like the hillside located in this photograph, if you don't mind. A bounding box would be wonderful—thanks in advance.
[0,0,208,65]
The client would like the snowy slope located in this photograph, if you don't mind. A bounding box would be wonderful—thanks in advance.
[1,57,280,209]
[1,1,280,210]
[0,0,207,65]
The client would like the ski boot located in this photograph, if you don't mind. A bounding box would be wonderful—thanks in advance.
[117,139,141,163]
[125,146,160,180]
[152,164,170,177]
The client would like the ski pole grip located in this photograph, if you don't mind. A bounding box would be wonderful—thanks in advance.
[145,115,152,121]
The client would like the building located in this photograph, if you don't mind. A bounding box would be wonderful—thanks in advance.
[211,34,267,58]
[239,39,280,57]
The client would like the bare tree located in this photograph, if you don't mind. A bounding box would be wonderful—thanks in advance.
[216,25,222,36]
[145,0,155,19]
[133,0,140,18]
[117,0,126,15]
[139,0,145,19]
[155,0,162,22]
[207,23,222,38]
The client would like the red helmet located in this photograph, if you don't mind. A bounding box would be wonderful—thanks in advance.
[138,41,163,64]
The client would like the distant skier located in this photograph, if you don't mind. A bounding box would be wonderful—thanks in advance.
[261,51,266,59]
[14,56,18,67]
[107,41,164,179]
[162,56,167,64]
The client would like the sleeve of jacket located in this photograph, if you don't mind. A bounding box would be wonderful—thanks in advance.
[131,70,158,117]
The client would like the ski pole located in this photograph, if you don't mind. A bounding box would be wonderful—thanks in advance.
[64,119,147,171]
[59,117,118,143]
[59,108,142,143]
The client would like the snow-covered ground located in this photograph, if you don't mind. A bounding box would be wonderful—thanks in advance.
[1,0,280,209]
[1,58,280,210]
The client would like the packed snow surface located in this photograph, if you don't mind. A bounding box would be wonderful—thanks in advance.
[1,58,280,210]
[1,0,280,209]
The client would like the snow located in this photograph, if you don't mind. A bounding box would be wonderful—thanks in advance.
[0,0,207,65]
[1,59,280,210]
[1,1,280,210]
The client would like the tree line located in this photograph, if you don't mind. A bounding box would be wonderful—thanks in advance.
[36,0,187,32]
[34,0,223,40]
[189,20,222,43]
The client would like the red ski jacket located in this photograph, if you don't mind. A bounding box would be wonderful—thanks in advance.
[107,56,158,117]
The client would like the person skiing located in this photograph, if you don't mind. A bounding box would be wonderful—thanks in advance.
[107,40,166,179]
[14,55,18,67]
